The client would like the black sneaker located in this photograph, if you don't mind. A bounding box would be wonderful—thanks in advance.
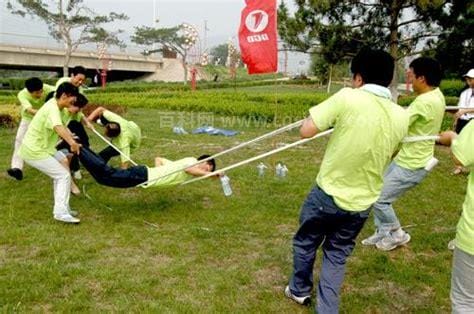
[7,168,23,181]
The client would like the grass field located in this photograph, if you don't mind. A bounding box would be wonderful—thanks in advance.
[0,91,467,312]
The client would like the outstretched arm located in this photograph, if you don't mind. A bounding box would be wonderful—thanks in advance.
[185,165,213,177]
[87,106,106,123]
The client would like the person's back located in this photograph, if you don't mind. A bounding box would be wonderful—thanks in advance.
[315,87,408,210]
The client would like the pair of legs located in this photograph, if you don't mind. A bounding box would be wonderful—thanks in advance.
[8,119,30,180]
[362,161,428,250]
[23,153,78,223]
[78,147,147,188]
[288,186,369,313]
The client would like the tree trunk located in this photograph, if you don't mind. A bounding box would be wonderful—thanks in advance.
[389,0,401,102]
[326,64,333,94]
[182,53,188,84]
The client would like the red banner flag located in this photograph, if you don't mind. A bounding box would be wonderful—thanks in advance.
[238,0,278,74]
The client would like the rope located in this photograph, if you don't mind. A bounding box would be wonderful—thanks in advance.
[445,106,472,111]
[92,128,138,166]
[402,135,440,143]
[136,119,304,187]
[181,129,334,186]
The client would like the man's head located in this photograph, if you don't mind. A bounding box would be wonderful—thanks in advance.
[105,122,121,138]
[463,69,474,89]
[25,77,44,99]
[67,93,88,114]
[408,57,442,93]
[197,155,216,172]
[70,66,87,87]
[55,82,79,108]
[350,48,394,87]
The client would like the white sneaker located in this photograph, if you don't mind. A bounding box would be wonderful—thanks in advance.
[73,170,82,180]
[284,286,311,306]
[376,231,410,251]
[361,230,387,246]
[54,213,80,224]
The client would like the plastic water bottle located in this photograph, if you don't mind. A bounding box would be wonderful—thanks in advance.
[257,162,268,177]
[275,163,283,177]
[220,175,233,197]
[280,165,288,177]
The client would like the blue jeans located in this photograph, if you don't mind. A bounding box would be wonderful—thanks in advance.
[372,162,428,234]
[289,186,370,314]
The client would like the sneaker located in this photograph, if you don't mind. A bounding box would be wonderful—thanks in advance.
[361,230,387,246]
[284,286,311,306]
[69,209,79,217]
[7,168,23,181]
[448,239,456,251]
[54,213,80,224]
[376,231,411,251]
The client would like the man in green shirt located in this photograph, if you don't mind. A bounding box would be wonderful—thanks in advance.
[361,57,446,251]
[438,126,474,312]
[7,77,55,181]
[87,106,142,169]
[55,66,87,93]
[284,49,408,313]
[19,82,82,224]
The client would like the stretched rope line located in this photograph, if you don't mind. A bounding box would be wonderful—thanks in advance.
[137,119,304,187]
[92,128,138,166]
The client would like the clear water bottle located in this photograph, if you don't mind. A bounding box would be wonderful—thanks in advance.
[257,162,268,177]
[280,165,288,177]
[220,175,233,197]
[275,163,283,177]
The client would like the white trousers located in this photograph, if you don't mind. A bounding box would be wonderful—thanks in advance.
[11,119,30,169]
[451,248,474,313]
[24,157,71,216]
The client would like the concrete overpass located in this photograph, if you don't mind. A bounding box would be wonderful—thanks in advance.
[0,44,185,82]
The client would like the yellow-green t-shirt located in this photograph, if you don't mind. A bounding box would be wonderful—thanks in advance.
[19,98,64,160]
[103,110,142,163]
[61,108,85,125]
[394,88,446,170]
[310,87,409,211]
[143,157,196,188]
[452,121,474,255]
[55,77,84,93]
[18,84,55,121]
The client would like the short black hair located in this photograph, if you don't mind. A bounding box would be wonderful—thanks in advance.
[55,82,79,99]
[25,77,43,93]
[73,93,88,108]
[409,57,442,87]
[351,48,394,87]
[197,154,216,172]
[105,122,121,138]
[71,66,86,76]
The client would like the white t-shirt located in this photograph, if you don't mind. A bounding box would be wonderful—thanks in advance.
[458,88,474,120]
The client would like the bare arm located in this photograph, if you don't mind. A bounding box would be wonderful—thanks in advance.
[455,108,474,119]
[54,125,81,154]
[438,131,464,167]
[299,117,320,138]
[80,116,94,130]
[26,108,38,115]
[87,106,106,123]
[185,165,213,177]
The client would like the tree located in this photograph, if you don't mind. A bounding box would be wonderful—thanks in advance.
[132,24,197,83]
[210,44,228,66]
[278,0,459,99]
[7,0,128,77]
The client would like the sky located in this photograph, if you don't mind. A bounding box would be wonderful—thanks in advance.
[0,0,309,74]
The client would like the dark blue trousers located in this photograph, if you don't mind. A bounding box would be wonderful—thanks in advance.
[289,186,370,314]
[78,147,147,188]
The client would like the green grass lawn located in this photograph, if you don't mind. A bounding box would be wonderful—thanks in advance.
[0,106,466,312]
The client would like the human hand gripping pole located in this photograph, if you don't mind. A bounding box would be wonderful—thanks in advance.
[91,128,138,166]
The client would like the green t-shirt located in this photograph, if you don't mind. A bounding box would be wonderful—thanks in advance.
[143,157,196,188]
[19,98,64,160]
[452,121,474,255]
[55,77,84,93]
[103,110,142,163]
[18,84,55,121]
[61,108,85,125]
[310,87,409,211]
[394,88,446,170]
